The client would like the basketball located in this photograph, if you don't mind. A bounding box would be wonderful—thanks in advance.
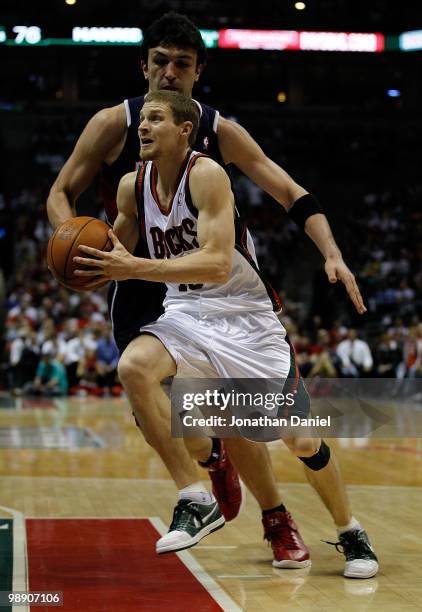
[47,217,112,291]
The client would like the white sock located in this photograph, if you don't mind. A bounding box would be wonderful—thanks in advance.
[336,516,361,536]
[179,482,215,505]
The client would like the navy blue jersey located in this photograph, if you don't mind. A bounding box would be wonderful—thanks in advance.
[102,95,226,352]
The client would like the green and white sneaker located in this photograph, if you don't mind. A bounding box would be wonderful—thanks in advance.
[156,498,225,554]
[325,529,379,578]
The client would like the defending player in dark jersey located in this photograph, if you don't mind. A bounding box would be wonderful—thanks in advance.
[47,12,308,569]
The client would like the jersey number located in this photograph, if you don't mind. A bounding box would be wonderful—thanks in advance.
[178,283,203,292]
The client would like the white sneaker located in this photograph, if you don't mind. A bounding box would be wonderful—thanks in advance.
[156,498,225,554]
[325,529,379,579]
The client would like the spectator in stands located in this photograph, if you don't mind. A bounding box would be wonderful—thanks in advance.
[63,327,97,388]
[7,293,38,327]
[308,329,339,378]
[336,329,373,377]
[388,317,409,342]
[75,347,100,394]
[374,332,402,378]
[8,324,40,393]
[396,324,422,380]
[36,318,57,347]
[396,278,415,317]
[40,331,66,363]
[293,334,314,378]
[96,327,119,390]
[23,348,68,396]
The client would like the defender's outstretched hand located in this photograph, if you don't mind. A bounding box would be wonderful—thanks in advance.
[325,255,367,314]
[74,230,136,286]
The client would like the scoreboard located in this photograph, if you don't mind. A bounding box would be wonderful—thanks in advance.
[1,24,420,52]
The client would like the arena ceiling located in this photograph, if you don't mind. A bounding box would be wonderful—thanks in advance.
[0,0,421,33]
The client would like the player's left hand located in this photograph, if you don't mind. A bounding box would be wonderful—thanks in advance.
[74,230,137,285]
[325,255,367,314]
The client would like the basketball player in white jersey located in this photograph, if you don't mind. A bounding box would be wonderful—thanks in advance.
[74,91,378,577]
[50,12,378,576]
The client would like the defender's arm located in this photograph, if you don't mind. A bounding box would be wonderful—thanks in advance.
[217,117,366,313]
[47,104,127,229]
[113,172,139,254]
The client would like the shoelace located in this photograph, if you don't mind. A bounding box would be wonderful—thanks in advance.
[322,531,373,560]
[169,500,204,531]
[322,539,343,554]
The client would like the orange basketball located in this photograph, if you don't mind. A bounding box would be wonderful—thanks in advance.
[47,217,112,291]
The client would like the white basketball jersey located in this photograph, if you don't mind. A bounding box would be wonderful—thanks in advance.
[135,151,282,314]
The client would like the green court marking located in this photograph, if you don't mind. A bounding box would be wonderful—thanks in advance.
[0,519,13,612]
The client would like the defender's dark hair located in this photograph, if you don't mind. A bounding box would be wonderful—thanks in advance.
[144,90,200,146]
[140,12,207,66]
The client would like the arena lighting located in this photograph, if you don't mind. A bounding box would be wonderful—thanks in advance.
[386,89,401,97]
[219,29,384,52]
[65,0,76,5]
[277,91,287,103]
[295,2,306,10]
[399,29,422,51]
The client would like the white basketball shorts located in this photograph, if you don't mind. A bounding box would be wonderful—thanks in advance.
[140,306,292,379]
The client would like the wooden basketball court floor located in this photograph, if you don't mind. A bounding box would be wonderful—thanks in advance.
[1,394,422,611]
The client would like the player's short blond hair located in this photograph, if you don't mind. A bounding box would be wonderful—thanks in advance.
[144,90,199,145]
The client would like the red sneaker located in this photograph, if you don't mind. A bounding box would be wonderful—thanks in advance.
[263,510,311,568]
[205,441,243,522]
